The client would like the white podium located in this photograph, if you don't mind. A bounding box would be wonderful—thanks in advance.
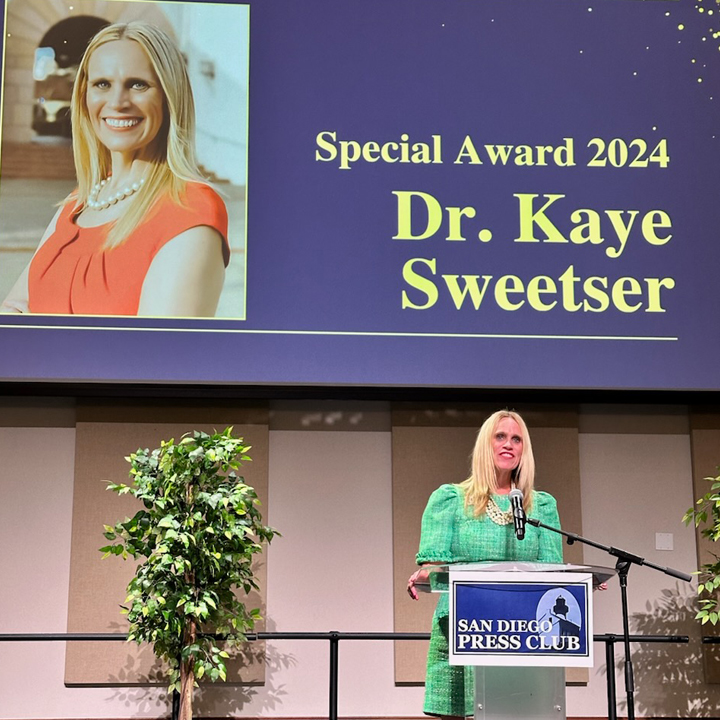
[422,562,615,720]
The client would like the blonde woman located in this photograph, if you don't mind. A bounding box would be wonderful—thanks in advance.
[407,410,563,718]
[1,21,228,316]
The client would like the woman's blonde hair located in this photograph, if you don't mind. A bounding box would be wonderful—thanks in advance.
[71,21,205,247]
[458,410,535,516]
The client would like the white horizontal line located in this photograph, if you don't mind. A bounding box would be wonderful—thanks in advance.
[0,324,677,342]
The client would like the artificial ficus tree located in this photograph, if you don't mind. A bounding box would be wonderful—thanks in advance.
[101,428,278,720]
[684,470,720,627]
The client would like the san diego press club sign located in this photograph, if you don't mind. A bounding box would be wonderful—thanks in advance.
[449,571,593,667]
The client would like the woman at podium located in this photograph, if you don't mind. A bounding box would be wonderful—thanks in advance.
[407,410,563,717]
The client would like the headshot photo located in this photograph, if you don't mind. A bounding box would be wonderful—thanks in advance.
[0,0,249,319]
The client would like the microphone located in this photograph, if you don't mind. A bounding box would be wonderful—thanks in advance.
[509,487,526,541]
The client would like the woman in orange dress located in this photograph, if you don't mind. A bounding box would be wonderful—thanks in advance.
[1,21,229,317]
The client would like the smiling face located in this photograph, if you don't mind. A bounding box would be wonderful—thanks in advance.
[85,39,165,159]
[491,416,524,477]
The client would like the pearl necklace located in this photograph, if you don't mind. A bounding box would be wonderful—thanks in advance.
[87,176,145,211]
[486,496,513,526]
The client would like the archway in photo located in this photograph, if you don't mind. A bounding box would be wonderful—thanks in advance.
[32,16,108,139]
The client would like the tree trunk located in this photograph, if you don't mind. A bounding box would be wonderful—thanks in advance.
[178,662,194,720]
[178,618,197,720]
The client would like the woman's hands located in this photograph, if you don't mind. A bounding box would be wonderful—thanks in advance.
[407,566,608,599]
[407,567,431,600]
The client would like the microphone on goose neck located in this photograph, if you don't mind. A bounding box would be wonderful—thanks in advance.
[508,487,526,541]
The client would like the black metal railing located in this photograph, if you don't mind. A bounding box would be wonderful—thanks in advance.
[0,631,691,720]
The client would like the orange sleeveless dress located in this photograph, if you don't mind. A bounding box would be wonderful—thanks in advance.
[28,182,229,316]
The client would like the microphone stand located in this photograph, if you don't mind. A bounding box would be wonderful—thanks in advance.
[525,516,692,720]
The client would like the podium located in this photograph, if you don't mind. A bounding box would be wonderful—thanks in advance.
[422,562,615,720]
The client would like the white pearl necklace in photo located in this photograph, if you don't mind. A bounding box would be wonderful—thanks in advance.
[87,176,145,211]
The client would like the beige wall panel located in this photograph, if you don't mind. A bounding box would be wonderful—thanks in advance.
[530,427,584,565]
[392,424,479,684]
[689,423,720,684]
[0,426,170,717]
[569,433,709,718]
[392,408,584,685]
[256,429,425,717]
[0,428,75,634]
[65,418,269,686]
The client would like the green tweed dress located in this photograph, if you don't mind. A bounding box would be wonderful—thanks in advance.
[416,484,564,717]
